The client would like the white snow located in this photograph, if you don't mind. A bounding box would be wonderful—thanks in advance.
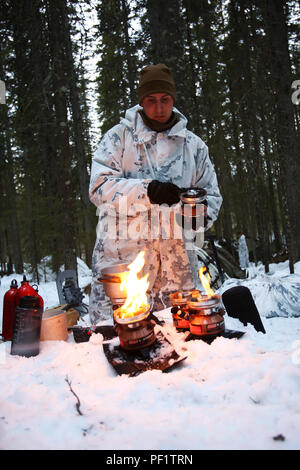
[0,259,300,450]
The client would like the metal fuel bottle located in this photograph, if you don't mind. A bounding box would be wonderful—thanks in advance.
[1,279,18,341]
[16,275,44,310]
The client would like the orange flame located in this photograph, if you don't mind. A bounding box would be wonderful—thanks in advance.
[198,267,214,298]
[114,251,150,320]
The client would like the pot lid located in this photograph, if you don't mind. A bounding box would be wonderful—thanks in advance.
[179,188,207,205]
[187,294,221,309]
[101,263,129,276]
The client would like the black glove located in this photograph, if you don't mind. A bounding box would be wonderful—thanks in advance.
[147,180,181,206]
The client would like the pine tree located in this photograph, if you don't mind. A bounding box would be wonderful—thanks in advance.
[261,0,300,271]
[0,2,23,274]
[140,0,188,116]
[95,0,138,135]
[59,0,95,266]
[46,0,78,274]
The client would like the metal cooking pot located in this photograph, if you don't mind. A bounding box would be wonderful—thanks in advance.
[99,263,129,303]
[101,263,129,277]
[179,187,207,232]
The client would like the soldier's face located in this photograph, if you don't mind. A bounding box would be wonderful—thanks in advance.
[141,93,174,122]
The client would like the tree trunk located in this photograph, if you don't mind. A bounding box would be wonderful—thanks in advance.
[146,0,187,115]
[0,69,23,274]
[47,0,77,274]
[121,0,136,106]
[259,106,282,255]
[4,125,24,274]
[60,1,94,266]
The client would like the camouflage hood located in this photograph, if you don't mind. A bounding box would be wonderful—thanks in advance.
[120,105,188,144]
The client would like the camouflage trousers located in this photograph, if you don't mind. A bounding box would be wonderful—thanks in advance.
[88,234,203,325]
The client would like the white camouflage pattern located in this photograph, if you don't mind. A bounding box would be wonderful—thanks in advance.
[89,105,222,322]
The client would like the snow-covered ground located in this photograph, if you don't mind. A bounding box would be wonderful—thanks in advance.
[0,259,300,450]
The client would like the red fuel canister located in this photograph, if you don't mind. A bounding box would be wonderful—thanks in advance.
[16,275,44,310]
[2,279,18,341]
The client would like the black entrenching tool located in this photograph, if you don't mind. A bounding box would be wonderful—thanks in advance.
[222,286,266,334]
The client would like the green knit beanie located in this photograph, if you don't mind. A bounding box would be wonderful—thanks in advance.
[138,63,176,105]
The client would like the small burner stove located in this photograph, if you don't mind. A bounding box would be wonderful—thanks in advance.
[113,306,157,351]
[169,291,191,330]
[187,291,225,338]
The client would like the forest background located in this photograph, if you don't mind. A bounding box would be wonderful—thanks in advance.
[0,0,299,282]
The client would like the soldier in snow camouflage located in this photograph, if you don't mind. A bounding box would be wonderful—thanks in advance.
[88,64,222,323]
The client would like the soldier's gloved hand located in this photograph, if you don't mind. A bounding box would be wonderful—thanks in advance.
[147,180,181,206]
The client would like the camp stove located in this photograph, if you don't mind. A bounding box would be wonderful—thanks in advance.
[113,305,157,351]
[169,290,192,330]
[187,291,225,338]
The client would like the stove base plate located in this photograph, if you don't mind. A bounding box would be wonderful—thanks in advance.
[103,329,187,377]
[185,328,245,344]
